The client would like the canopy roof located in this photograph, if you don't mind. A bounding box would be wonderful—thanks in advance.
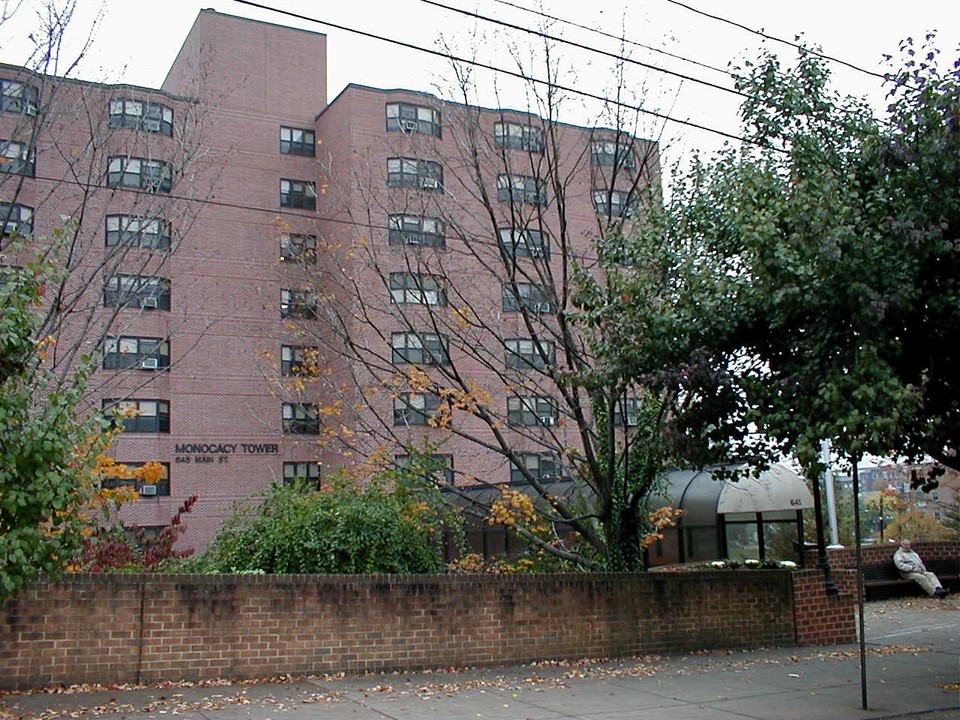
[657,464,814,526]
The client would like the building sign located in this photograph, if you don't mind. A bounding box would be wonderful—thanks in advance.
[173,442,280,464]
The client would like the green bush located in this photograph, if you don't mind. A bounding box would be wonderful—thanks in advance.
[193,474,448,574]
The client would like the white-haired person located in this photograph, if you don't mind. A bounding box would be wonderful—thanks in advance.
[893,539,950,598]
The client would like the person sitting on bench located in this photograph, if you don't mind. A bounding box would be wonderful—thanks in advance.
[893,540,950,598]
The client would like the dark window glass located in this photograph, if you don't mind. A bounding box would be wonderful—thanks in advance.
[494,122,544,153]
[105,215,171,249]
[392,332,449,365]
[103,336,170,370]
[102,399,170,433]
[282,403,320,435]
[386,102,441,137]
[103,274,170,310]
[108,99,174,136]
[386,157,443,190]
[507,396,557,427]
[106,156,172,193]
[389,272,447,306]
[280,126,316,156]
[280,179,317,209]
[393,393,442,426]
[388,214,446,248]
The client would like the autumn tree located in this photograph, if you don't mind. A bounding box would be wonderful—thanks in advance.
[1,1,216,590]
[271,34,755,571]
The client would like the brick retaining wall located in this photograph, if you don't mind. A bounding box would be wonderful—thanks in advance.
[1,570,852,690]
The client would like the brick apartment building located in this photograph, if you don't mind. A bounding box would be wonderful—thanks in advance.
[0,10,658,550]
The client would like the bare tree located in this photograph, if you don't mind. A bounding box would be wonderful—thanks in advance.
[264,31,752,571]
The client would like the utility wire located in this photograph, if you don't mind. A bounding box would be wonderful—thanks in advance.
[664,0,889,80]
[424,0,747,99]
[490,0,733,80]
[232,0,772,149]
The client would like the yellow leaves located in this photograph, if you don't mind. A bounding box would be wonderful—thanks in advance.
[406,366,432,392]
[641,507,685,550]
[34,335,56,361]
[318,400,344,417]
[133,461,166,485]
[488,489,540,529]
[452,305,474,328]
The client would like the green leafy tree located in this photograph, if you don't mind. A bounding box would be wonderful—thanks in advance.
[650,39,960,478]
[192,466,452,574]
[0,251,106,597]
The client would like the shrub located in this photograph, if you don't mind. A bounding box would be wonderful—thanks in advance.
[195,474,447,574]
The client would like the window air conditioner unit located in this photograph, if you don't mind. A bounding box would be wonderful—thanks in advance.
[140,357,159,370]
[139,484,158,496]
[141,296,159,309]
[533,303,551,313]
[142,119,162,132]
[529,247,544,258]
[399,119,418,132]
[421,177,440,190]
[540,416,555,426]
[25,105,38,117]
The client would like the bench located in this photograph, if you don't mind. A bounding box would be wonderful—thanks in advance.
[862,558,960,599]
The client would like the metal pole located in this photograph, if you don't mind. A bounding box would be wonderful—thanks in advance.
[851,458,868,710]
[810,463,838,594]
[821,440,839,546]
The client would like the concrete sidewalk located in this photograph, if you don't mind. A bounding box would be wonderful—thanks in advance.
[3,596,957,720]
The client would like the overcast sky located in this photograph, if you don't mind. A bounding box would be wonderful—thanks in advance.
[2,0,958,165]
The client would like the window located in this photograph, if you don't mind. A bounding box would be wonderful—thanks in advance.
[497,174,547,205]
[507,396,557,427]
[613,397,640,427]
[591,139,636,168]
[498,228,549,259]
[280,288,317,319]
[393,392,442,426]
[282,403,320,435]
[392,332,449,365]
[494,122,544,153]
[395,454,453,483]
[280,126,316,156]
[103,336,170,371]
[502,282,553,314]
[280,233,317,263]
[102,399,170,433]
[593,189,636,218]
[0,140,33,176]
[104,274,171,310]
[505,338,554,370]
[1,79,39,115]
[510,452,559,483]
[281,345,320,375]
[105,215,171,249]
[106,157,172,193]
[102,462,170,496]
[386,102,441,137]
[386,157,443,190]
[280,179,317,210]
[0,202,33,236]
[389,272,447,306]
[283,461,321,488]
[108,99,174,136]
[388,214,445,248]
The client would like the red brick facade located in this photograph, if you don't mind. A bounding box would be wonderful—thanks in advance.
[2,7,668,551]
[0,570,850,690]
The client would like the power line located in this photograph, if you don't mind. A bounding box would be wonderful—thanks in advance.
[422,0,749,101]
[663,0,889,80]
[231,0,771,148]
[489,0,733,80]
